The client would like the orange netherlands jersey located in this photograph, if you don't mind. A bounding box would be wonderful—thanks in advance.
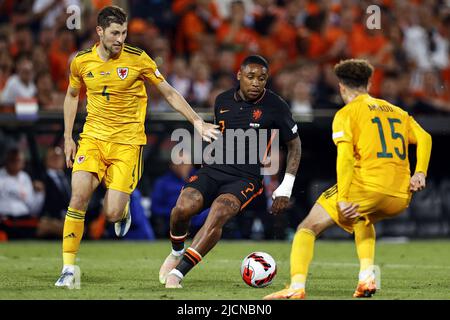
[69,43,165,145]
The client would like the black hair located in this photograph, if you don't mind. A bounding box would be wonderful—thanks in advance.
[240,55,269,70]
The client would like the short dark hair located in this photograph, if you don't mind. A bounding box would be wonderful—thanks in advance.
[97,6,127,29]
[241,55,269,71]
[334,59,374,89]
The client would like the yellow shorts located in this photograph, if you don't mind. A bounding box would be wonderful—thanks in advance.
[73,136,144,194]
[317,183,411,233]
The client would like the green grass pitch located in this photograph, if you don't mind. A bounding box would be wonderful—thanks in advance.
[0,240,449,300]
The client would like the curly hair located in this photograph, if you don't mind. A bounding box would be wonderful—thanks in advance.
[334,59,374,89]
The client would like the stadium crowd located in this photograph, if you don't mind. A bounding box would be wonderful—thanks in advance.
[0,0,450,241]
[0,0,449,114]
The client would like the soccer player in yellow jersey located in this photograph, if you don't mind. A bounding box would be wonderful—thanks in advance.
[264,59,432,299]
[55,6,219,288]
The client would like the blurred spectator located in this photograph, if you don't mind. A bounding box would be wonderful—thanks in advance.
[174,0,222,55]
[129,0,174,32]
[0,54,36,105]
[149,36,171,73]
[48,29,77,92]
[411,69,450,114]
[127,18,159,54]
[0,34,8,53]
[32,46,50,76]
[37,27,56,51]
[32,0,81,30]
[216,0,260,69]
[252,0,278,36]
[0,51,13,95]
[214,0,254,25]
[168,56,192,98]
[0,147,45,240]
[10,26,34,58]
[212,47,236,81]
[37,146,70,239]
[403,6,449,71]
[150,158,209,238]
[191,63,212,107]
[36,71,65,111]
[290,80,313,116]
[379,72,407,110]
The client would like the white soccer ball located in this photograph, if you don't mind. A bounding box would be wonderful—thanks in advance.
[240,252,277,288]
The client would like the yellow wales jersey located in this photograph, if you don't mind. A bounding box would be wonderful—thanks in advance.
[332,94,421,199]
[69,43,165,145]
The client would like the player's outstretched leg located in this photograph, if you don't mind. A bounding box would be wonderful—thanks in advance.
[159,188,204,284]
[353,219,377,298]
[165,194,241,288]
[264,203,335,299]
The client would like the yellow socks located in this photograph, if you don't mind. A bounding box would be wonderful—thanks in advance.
[290,228,316,289]
[62,207,86,266]
[354,220,376,279]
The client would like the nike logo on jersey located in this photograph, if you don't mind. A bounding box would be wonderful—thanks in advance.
[219,109,230,114]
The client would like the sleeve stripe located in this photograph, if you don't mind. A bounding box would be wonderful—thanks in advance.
[123,48,142,56]
[332,131,344,139]
[124,44,143,53]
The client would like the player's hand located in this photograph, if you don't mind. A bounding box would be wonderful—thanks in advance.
[64,137,77,168]
[194,120,220,143]
[410,172,426,192]
[270,196,289,215]
[338,201,360,220]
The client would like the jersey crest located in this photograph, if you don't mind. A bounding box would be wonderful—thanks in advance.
[252,109,262,121]
[117,67,129,80]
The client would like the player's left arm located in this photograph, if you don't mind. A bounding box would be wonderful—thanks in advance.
[140,52,220,142]
[271,100,301,215]
[270,136,301,215]
[408,116,432,192]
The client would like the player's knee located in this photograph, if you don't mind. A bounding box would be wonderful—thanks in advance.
[69,193,89,211]
[172,202,194,221]
[297,222,319,236]
[104,207,123,222]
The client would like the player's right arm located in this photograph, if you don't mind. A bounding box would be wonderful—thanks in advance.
[332,108,360,219]
[408,116,432,192]
[64,57,82,168]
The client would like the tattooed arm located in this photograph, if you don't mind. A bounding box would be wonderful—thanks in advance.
[285,136,302,176]
[271,136,301,215]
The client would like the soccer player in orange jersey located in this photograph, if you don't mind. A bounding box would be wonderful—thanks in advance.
[264,59,432,299]
[55,6,219,288]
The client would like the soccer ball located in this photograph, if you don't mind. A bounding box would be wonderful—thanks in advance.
[240,252,277,288]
